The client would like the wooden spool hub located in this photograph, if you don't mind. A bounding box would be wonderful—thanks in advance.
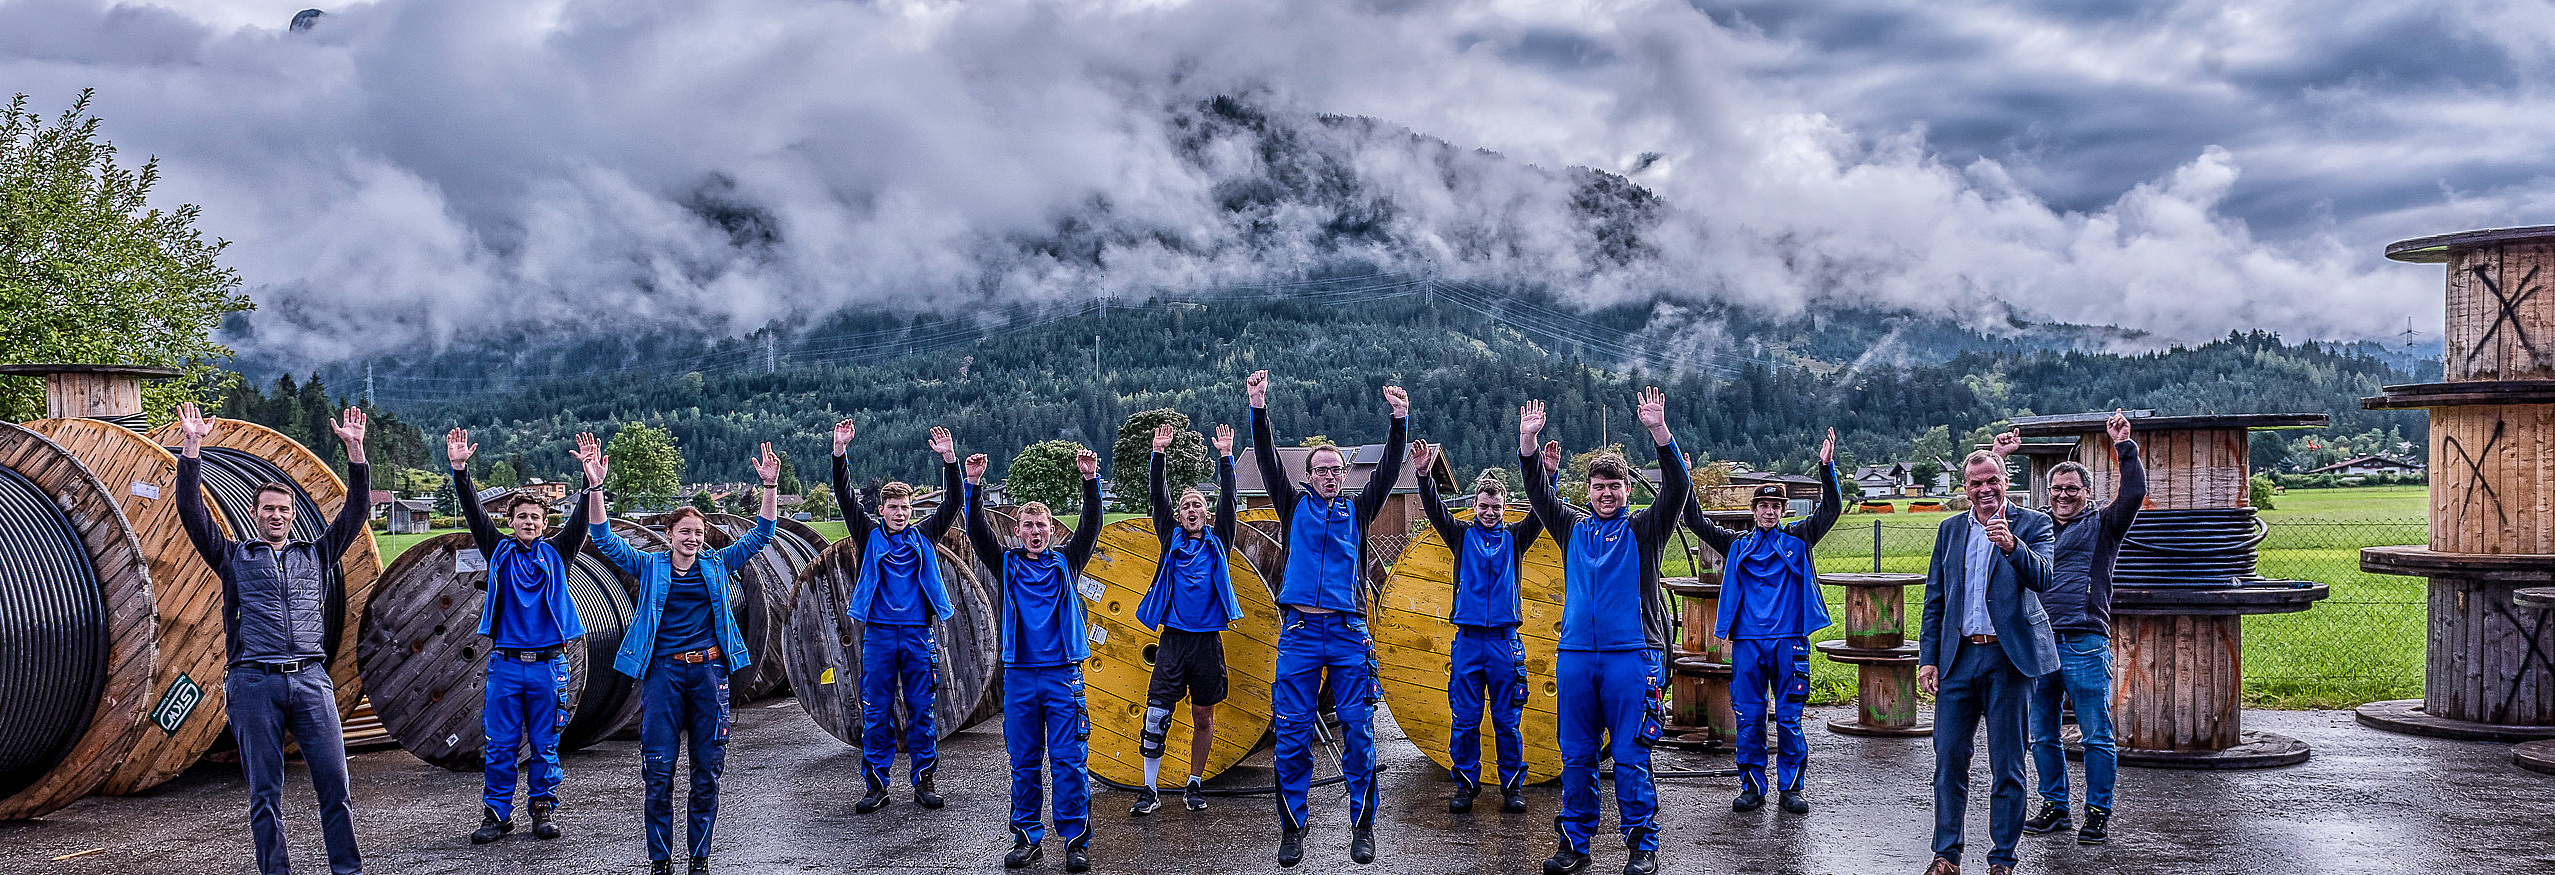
[1660,575,1732,749]
[0,422,156,820]
[938,510,1010,732]
[147,419,383,720]
[781,532,999,748]
[2386,226,2555,382]
[1815,573,1930,737]
[1375,510,1570,784]
[357,532,591,770]
[1079,518,1283,787]
[22,417,232,794]
[2112,584,2327,768]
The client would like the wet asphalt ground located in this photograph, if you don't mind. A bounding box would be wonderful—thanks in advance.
[3,702,2548,875]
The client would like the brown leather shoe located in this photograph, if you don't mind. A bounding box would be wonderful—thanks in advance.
[1923,858,1959,875]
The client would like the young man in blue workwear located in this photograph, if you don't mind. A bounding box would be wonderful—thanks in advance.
[831,419,966,814]
[1131,422,1245,816]
[1409,438,1557,815]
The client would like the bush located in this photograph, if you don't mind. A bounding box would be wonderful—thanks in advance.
[2250,474,2279,510]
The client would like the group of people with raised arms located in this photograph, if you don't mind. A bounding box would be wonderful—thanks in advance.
[174,376,2143,875]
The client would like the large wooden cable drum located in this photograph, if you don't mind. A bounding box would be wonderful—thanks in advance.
[1077,518,1283,787]
[148,419,383,720]
[21,418,232,795]
[0,422,155,820]
[702,513,825,701]
[782,531,1000,747]
[941,511,1010,732]
[1373,509,1569,784]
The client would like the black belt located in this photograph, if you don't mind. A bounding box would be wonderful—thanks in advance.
[497,646,565,662]
[237,657,321,673]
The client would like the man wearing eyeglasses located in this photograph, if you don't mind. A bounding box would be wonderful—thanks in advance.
[1247,369,1406,868]
[1990,409,2140,848]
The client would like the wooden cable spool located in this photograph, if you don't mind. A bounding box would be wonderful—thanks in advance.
[702,513,818,701]
[1077,518,1282,787]
[782,531,1000,747]
[940,510,1010,732]
[147,419,382,721]
[22,418,232,794]
[1660,573,1734,750]
[1373,509,1569,784]
[0,423,155,820]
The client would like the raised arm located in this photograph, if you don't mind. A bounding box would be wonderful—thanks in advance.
[1518,401,1575,536]
[171,403,230,570]
[2100,411,2146,540]
[1064,450,1105,574]
[960,455,1004,569]
[447,428,501,555]
[1631,387,1688,544]
[1212,423,1238,546]
[831,418,874,544]
[1148,423,1177,554]
[713,443,782,567]
[1354,387,1410,526]
[916,427,964,540]
[1677,451,1739,553]
[1247,370,1298,516]
[1411,440,1460,545]
[548,433,605,558]
[1793,430,1845,545]
[321,407,373,560]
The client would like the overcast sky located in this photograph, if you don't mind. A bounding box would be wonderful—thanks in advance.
[8,0,2544,364]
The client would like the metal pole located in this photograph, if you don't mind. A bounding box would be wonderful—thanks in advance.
[1871,518,1882,573]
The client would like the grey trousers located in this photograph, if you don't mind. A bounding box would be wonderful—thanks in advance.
[227,665,363,875]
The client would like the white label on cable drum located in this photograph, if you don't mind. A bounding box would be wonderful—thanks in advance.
[130,481,160,500]
[1076,577,1104,602]
[1088,624,1108,646]
[454,549,487,574]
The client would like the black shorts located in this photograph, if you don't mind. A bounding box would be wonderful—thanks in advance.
[1147,629,1229,708]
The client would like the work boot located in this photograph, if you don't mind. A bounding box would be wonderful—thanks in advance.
[1184,777,1208,811]
[1131,786,1162,816]
[2022,801,2071,834]
[1004,834,1043,869]
[1922,857,1959,875]
[1276,826,1305,868]
[914,777,945,809]
[1988,866,2013,875]
[1624,849,1658,875]
[469,806,512,844]
[1779,790,1810,815]
[2078,805,2111,845]
[687,857,709,874]
[650,861,673,875]
[854,782,892,814]
[1065,846,1090,873]
[1449,787,1476,814]
[1542,847,1591,874]
[1501,788,1529,813]
[529,798,561,840]
[1350,825,1376,864]
[1731,787,1764,811]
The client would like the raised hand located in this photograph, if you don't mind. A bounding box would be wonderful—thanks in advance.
[575,432,608,485]
[1519,400,1547,442]
[331,406,368,446]
[1984,505,2016,552]
[1381,385,1409,418]
[445,428,477,470]
[1152,422,1176,453]
[752,442,782,486]
[1992,431,2023,457]
[1246,369,1269,409]
[832,418,857,456]
[1635,386,1667,430]
[928,426,956,462]
[1409,439,1433,473]
[1821,427,1837,466]
[964,453,991,484]
[1542,440,1562,474]
[2106,408,2134,444]
[1212,424,1235,457]
[177,402,215,441]
[1074,448,1101,478]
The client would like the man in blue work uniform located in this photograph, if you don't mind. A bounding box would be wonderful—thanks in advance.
[173,402,372,875]
[962,444,1106,873]
[447,428,602,844]
[1247,369,1407,867]
[1517,390,1690,875]
[1409,438,1554,815]
[1681,429,1842,816]
[831,419,967,814]
[1131,422,1245,816]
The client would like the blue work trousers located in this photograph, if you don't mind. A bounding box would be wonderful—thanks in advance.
[859,622,940,788]
[640,658,731,863]
[2029,631,2117,811]
[1003,664,1090,849]
[1555,648,1664,854]
[1730,636,1812,794]
[483,652,570,819]
[1447,625,1527,794]
[228,663,364,875]
[1933,640,2032,868]
[1271,610,1379,831]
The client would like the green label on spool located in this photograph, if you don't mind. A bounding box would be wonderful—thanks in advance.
[152,673,203,735]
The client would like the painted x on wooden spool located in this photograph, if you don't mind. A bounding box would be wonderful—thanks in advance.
[1374,508,1569,785]
[1076,518,1282,787]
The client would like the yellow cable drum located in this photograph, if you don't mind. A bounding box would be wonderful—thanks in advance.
[1076,517,1283,787]
[1373,509,1568,784]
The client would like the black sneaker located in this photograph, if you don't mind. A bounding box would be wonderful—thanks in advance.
[2022,801,2071,834]
[1276,826,1305,868]
[469,806,512,844]
[1501,789,1528,813]
[2078,806,2110,845]
[1542,848,1591,874]
[1778,790,1809,815]
[914,777,945,810]
[1184,778,1207,811]
[1350,826,1375,864]
[1731,788,1764,812]
[854,784,892,814]
[1131,786,1162,816]
[1624,849,1658,875]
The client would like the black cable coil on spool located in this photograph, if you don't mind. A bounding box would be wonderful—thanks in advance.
[559,550,638,750]
[0,465,108,800]
[184,447,349,657]
[2113,507,2269,588]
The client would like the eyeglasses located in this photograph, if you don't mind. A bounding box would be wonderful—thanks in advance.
[1309,466,1346,476]
[2048,485,2086,494]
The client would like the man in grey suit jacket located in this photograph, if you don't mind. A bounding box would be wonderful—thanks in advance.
[1917,449,2059,875]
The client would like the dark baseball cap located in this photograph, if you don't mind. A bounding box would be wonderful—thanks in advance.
[1751,485,1787,505]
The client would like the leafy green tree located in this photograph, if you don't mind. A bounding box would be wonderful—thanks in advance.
[2250,473,2278,510]
[1008,440,1088,512]
[774,448,802,496]
[690,490,718,514]
[799,484,837,521]
[485,458,520,488]
[1,91,253,423]
[1908,424,1953,489]
[1110,408,1211,514]
[607,423,684,510]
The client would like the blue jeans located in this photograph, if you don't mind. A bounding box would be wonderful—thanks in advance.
[1271,609,1379,831]
[1447,625,1527,794]
[1932,640,2033,868]
[1556,648,1664,854]
[228,664,363,875]
[1730,636,1812,794]
[859,623,939,789]
[1004,665,1090,848]
[640,658,731,862]
[483,652,571,819]
[2029,631,2116,811]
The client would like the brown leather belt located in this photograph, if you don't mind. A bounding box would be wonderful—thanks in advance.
[668,646,723,664]
[1965,634,1998,645]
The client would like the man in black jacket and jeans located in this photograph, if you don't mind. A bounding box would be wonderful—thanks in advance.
[1995,410,2141,847]
[173,401,372,875]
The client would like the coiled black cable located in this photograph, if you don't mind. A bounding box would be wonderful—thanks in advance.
[559,549,640,750]
[2114,507,2270,587]
[184,447,348,658]
[0,464,109,800]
